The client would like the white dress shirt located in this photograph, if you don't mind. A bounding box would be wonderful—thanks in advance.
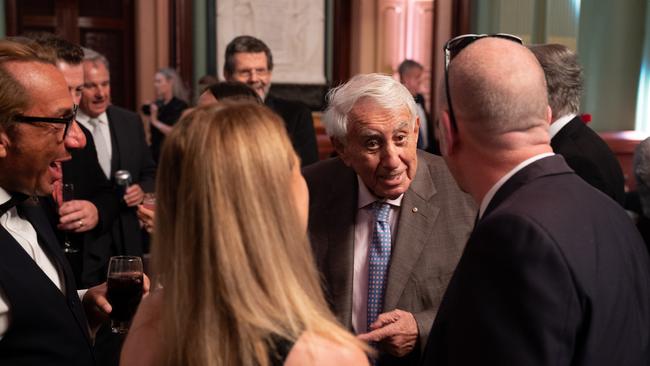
[0,188,63,340]
[352,176,403,334]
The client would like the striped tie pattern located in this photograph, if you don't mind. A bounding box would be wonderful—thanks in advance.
[367,201,392,332]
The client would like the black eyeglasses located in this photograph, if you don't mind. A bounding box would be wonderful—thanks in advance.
[443,33,522,132]
[13,104,78,140]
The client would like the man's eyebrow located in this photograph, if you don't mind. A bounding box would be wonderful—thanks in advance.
[356,128,382,138]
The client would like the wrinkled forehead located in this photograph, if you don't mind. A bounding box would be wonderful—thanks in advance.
[348,97,413,129]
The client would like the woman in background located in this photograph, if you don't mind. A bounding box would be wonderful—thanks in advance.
[147,67,189,162]
[122,102,369,366]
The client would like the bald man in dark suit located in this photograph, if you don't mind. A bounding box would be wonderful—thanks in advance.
[423,34,649,365]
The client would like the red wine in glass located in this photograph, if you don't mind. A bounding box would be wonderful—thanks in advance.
[106,256,143,334]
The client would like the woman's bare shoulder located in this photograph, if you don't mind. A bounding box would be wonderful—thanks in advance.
[284,332,369,366]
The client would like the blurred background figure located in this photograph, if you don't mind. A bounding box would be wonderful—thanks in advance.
[122,102,369,366]
[146,67,189,162]
[398,59,437,154]
[634,137,650,252]
[197,80,261,106]
[529,44,625,207]
[197,74,218,94]
[224,35,319,166]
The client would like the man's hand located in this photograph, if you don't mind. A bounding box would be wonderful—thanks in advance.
[82,282,111,334]
[124,184,145,207]
[82,274,151,335]
[357,309,418,357]
[58,200,99,233]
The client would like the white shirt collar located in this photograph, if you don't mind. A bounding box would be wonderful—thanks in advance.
[357,175,404,209]
[479,152,555,218]
[548,113,577,139]
[0,187,11,206]
[76,109,108,130]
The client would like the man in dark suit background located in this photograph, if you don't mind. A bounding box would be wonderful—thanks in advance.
[529,43,625,205]
[223,35,319,166]
[423,35,650,365]
[67,48,156,289]
[71,48,156,366]
[398,59,438,154]
[304,73,475,366]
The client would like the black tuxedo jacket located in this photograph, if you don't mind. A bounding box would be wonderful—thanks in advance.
[62,105,156,287]
[421,155,650,366]
[551,116,625,206]
[265,95,319,166]
[0,200,95,364]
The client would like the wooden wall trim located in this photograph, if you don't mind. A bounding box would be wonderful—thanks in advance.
[332,0,352,85]
[452,0,472,37]
[170,0,194,98]
[5,0,18,36]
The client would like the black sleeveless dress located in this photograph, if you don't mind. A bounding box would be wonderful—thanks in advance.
[268,336,295,366]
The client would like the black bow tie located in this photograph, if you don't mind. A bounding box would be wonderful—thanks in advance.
[0,193,29,216]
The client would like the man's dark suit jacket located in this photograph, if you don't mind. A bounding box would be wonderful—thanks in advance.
[0,200,95,365]
[551,116,625,206]
[62,105,156,287]
[265,95,319,166]
[304,151,476,366]
[421,155,650,366]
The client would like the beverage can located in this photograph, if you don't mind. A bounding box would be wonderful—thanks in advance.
[114,170,131,197]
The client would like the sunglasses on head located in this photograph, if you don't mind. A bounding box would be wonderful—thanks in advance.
[443,33,523,132]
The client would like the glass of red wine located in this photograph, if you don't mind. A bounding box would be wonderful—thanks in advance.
[106,256,144,334]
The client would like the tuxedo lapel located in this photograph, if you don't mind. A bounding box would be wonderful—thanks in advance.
[17,200,92,341]
[383,161,438,310]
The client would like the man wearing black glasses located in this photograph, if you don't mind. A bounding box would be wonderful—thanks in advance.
[0,39,114,365]
[421,35,650,365]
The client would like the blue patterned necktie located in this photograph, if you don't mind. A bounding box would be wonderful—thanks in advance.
[367,201,392,332]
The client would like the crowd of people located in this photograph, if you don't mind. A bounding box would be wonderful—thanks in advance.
[0,31,648,366]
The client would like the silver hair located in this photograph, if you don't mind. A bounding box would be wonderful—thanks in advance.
[82,47,110,70]
[322,73,417,144]
[528,44,582,120]
[157,67,189,103]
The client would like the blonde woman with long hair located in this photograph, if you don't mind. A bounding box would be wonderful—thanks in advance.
[121,102,369,365]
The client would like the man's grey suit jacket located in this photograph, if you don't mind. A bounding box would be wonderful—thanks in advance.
[303,150,476,365]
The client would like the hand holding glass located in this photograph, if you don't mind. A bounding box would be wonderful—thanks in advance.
[142,192,156,211]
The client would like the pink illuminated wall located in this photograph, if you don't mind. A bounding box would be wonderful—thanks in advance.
[377,0,434,110]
